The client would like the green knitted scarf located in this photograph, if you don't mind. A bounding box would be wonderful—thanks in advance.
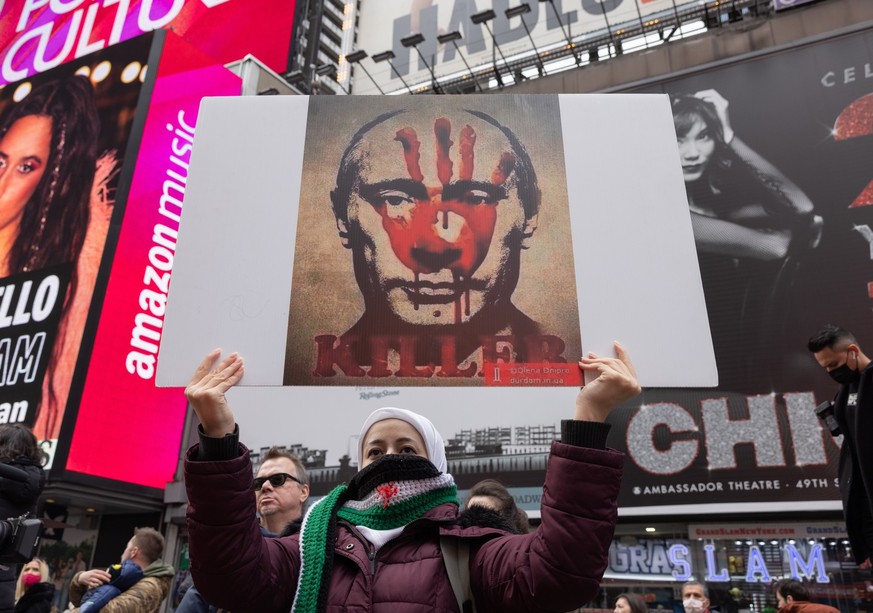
[291,454,458,613]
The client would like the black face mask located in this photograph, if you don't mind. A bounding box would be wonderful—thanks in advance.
[829,351,860,385]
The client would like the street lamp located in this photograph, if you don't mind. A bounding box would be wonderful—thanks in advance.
[346,50,385,94]
[590,0,618,58]
[372,50,415,95]
[437,31,484,92]
[401,33,443,94]
[505,3,546,77]
[471,9,510,88]
[284,70,309,93]
[315,63,350,95]
[538,0,581,65]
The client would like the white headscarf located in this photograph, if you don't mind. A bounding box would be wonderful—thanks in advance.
[357,407,447,473]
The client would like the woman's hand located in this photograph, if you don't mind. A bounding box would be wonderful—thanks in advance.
[575,341,641,423]
[185,349,244,437]
[694,89,734,144]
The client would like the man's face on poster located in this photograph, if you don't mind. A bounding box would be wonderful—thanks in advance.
[334,111,537,327]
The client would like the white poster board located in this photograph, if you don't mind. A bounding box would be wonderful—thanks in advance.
[157,94,715,389]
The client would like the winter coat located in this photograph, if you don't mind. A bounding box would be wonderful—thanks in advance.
[832,363,873,564]
[69,560,174,613]
[0,458,45,613]
[13,582,53,613]
[76,560,143,612]
[186,440,623,612]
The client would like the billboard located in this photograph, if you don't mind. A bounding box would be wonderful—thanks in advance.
[0,34,154,461]
[612,28,873,514]
[0,0,296,85]
[59,31,241,489]
[352,0,700,94]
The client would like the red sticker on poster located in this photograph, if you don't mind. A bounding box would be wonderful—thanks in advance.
[484,362,581,386]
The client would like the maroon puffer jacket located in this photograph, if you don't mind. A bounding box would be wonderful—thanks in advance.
[185,441,623,612]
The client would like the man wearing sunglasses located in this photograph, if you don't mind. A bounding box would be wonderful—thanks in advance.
[254,447,310,535]
[177,448,309,613]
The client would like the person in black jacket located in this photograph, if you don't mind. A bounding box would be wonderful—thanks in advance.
[808,324,873,569]
[0,426,47,613]
[13,559,52,613]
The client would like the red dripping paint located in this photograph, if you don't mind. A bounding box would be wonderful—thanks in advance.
[434,117,453,185]
[377,118,511,323]
[459,125,476,181]
[491,152,515,185]
[453,271,462,324]
[394,127,424,182]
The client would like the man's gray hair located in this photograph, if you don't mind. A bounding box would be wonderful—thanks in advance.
[682,581,708,598]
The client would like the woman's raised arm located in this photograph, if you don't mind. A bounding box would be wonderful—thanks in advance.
[185,349,244,437]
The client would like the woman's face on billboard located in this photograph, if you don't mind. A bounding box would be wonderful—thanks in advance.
[677,116,715,184]
[0,115,52,238]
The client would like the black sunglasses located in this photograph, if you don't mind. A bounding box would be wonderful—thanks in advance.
[253,472,302,491]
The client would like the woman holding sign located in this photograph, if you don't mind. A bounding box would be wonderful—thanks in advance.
[183,345,639,612]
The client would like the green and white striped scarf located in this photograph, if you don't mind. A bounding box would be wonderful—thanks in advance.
[291,454,458,613]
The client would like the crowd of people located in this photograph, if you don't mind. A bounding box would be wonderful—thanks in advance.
[0,322,866,612]
[9,528,173,613]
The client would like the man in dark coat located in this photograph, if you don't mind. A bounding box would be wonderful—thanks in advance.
[176,447,310,613]
[808,324,873,569]
[0,425,46,613]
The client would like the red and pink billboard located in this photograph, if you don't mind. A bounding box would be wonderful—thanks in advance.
[62,31,241,488]
[0,0,296,85]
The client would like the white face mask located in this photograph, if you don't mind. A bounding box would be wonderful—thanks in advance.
[683,598,705,613]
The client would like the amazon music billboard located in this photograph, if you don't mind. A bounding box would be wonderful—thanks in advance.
[58,31,242,489]
[0,30,242,492]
